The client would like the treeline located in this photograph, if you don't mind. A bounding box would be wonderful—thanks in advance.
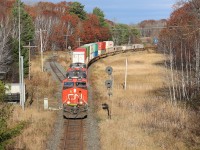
[0,0,143,82]
[158,0,200,105]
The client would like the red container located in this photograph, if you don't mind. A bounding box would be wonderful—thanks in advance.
[97,42,106,50]
[74,47,87,52]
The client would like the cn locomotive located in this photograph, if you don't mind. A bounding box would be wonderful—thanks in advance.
[62,63,88,118]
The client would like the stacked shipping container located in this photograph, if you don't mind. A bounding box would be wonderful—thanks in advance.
[72,48,87,63]
[72,41,115,65]
[97,42,106,55]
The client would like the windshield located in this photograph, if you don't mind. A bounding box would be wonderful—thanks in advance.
[70,63,86,68]
[63,82,74,89]
[66,71,87,78]
[76,82,87,88]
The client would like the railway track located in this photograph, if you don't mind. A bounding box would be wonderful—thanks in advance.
[87,47,150,68]
[49,59,86,150]
[48,47,155,150]
[61,119,85,150]
[49,61,66,82]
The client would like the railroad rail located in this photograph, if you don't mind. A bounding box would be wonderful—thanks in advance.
[49,61,66,82]
[61,119,85,150]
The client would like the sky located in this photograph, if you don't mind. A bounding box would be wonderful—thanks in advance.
[22,0,178,24]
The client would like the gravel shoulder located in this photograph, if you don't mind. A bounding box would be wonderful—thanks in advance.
[45,60,65,150]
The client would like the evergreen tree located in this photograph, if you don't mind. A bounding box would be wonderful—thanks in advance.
[12,0,34,76]
[69,2,87,20]
[93,7,107,27]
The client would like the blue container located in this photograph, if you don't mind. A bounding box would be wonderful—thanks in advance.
[94,51,98,57]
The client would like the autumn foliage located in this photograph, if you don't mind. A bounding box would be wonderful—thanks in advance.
[159,1,200,102]
[25,1,111,50]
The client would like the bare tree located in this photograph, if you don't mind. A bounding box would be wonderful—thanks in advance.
[0,14,12,73]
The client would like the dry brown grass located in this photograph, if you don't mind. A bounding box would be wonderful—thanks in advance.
[90,50,200,150]
[9,106,56,150]
[56,51,71,69]
[8,51,69,149]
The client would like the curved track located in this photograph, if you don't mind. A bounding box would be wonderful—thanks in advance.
[87,47,153,68]
[49,61,66,82]
[49,46,155,150]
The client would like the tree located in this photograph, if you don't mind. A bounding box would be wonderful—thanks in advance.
[12,0,35,77]
[0,0,14,74]
[111,24,130,45]
[0,81,26,149]
[158,0,200,103]
[69,2,86,20]
[93,7,107,27]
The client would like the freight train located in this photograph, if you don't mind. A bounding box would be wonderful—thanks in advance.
[62,41,144,118]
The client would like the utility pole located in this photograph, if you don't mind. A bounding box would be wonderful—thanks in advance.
[76,37,82,47]
[124,58,128,90]
[20,56,24,111]
[23,42,37,80]
[64,34,71,50]
[18,0,22,106]
[40,29,44,72]
[36,29,46,72]
[64,23,72,50]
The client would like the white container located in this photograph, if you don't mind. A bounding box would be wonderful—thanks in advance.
[90,52,94,60]
[104,41,114,49]
[72,52,85,63]
[133,44,144,49]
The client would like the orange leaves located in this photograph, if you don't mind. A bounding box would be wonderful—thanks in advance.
[61,14,79,27]
[24,1,111,50]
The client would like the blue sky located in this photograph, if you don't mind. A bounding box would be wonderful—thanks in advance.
[22,0,177,24]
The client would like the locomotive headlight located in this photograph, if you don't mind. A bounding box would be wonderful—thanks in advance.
[79,101,83,105]
[67,101,70,104]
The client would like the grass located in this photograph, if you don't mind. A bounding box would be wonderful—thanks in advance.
[8,106,56,150]
[7,51,70,149]
[90,50,200,150]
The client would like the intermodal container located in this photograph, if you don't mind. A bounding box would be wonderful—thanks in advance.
[91,43,98,52]
[72,47,87,63]
[81,45,90,57]
[104,41,114,49]
[97,42,106,50]
[98,50,106,55]
[94,51,98,57]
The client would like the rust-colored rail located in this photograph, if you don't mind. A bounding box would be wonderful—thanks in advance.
[49,61,66,82]
[62,119,85,150]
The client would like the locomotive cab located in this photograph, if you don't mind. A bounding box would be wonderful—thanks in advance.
[62,78,88,118]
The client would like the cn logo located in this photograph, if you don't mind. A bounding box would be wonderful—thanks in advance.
[68,93,82,100]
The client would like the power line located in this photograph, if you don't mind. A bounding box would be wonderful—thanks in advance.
[111,25,199,31]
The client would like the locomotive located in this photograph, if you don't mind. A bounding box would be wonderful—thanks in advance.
[62,63,88,118]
